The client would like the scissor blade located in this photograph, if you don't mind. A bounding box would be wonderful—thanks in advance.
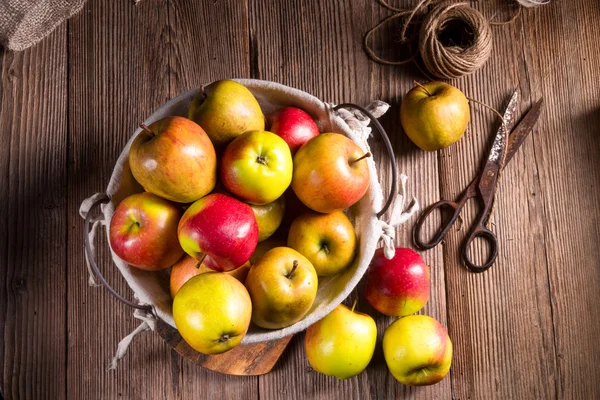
[477,89,519,196]
[503,98,544,167]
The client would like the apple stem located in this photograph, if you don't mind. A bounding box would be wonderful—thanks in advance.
[287,260,299,279]
[140,124,154,135]
[196,253,207,269]
[351,298,358,313]
[350,152,372,165]
[413,80,432,96]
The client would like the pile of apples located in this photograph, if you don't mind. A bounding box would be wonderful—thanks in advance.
[109,80,454,386]
[109,80,371,352]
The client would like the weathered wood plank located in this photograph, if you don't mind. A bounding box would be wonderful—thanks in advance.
[436,1,558,398]
[0,27,68,399]
[250,1,449,398]
[521,1,600,398]
[66,0,180,399]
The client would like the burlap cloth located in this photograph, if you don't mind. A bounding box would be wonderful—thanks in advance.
[0,0,86,51]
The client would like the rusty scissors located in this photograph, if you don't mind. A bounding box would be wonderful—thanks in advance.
[413,89,543,273]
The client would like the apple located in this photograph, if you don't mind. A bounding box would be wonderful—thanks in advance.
[188,80,265,148]
[173,272,252,354]
[305,301,377,379]
[178,193,259,272]
[129,116,217,203]
[364,247,430,317]
[169,255,251,298]
[249,236,287,265]
[109,192,183,271]
[245,247,318,329]
[250,196,286,242]
[383,315,452,386]
[267,107,320,154]
[287,211,356,276]
[291,133,370,213]
[400,81,470,151]
[220,130,293,205]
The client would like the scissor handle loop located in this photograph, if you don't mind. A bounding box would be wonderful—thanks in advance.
[462,225,499,273]
[413,199,462,250]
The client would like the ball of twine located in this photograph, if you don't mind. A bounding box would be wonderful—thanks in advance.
[419,2,492,79]
[364,0,520,80]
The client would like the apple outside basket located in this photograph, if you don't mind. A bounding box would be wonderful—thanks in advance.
[80,79,417,371]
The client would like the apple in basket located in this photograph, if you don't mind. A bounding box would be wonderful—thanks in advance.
[365,248,430,317]
[220,130,293,205]
[383,315,453,386]
[109,192,184,271]
[178,193,259,272]
[245,247,318,329]
[173,272,252,355]
[291,133,370,213]
[287,211,357,277]
[267,107,320,154]
[170,255,250,298]
[305,301,377,380]
[188,80,265,148]
[129,116,217,203]
[249,196,286,242]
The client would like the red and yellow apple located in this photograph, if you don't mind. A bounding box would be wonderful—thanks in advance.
[173,272,252,354]
[287,211,356,276]
[220,130,293,205]
[129,116,216,203]
[268,107,320,154]
[365,247,430,316]
[400,82,470,151]
[245,247,318,329]
[250,196,286,242]
[291,133,370,213]
[169,255,251,298]
[178,193,258,272]
[305,301,377,379]
[383,315,452,386]
[109,192,183,271]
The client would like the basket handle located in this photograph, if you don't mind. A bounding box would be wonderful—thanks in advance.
[333,103,397,218]
[84,194,153,312]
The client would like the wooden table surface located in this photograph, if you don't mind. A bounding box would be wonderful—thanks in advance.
[1,0,599,398]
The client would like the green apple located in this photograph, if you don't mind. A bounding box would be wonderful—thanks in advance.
[305,301,377,379]
[400,81,470,151]
[173,272,252,354]
[220,130,293,205]
[383,315,453,386]
[287,211,356,276]
[245,247,318,329]
[188,80,265,148]
[250,196,286,242]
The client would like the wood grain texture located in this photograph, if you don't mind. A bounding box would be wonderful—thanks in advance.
[0,26,68,399]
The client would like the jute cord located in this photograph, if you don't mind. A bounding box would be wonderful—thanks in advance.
[364,0,521,80]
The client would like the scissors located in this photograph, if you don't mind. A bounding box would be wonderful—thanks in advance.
[413,89,544,273]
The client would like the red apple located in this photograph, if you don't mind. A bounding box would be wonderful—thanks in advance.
[178,193,259,272]
[129,116,217,203]
[109,192,184,271]
[292,133,370,213]
[364,248,430,316]
[268,107,320,154]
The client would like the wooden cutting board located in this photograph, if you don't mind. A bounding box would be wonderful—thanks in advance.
[156,319,293,375]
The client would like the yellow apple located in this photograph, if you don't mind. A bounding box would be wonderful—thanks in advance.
[400,82,470,151]
[383,315,452,386]
[173,272,252,354]
[250,196,286,242]
[287,211,356,276]
[245,247,318,329]
[305,301,376,379]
